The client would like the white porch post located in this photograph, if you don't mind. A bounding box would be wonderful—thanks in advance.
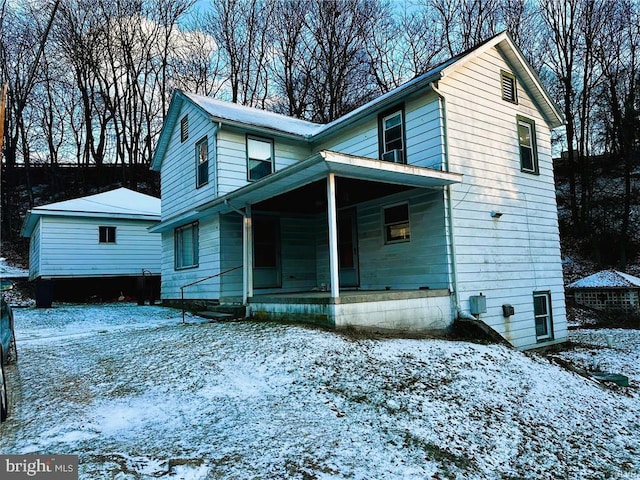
[327,173,340,298]
[243,204,253,304]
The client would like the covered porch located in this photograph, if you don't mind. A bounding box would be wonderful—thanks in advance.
[201,150,462,332]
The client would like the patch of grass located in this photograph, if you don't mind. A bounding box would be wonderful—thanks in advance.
[402,430,475,472]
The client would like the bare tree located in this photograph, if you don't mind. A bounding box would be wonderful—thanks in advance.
[431,0,501,56]
[304,0,383,122]
[205,0,274,108]
[594,0,640,267]
[270,0,314,118]
[539,0,583,230]
[366,2,445,92]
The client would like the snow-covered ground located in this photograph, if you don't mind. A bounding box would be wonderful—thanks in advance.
[1,303,638,479]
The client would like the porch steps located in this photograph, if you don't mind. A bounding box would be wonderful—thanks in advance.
[194,305,247,322]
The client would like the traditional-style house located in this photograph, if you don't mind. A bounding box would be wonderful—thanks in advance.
[21,188,161,306]
[151,32,567,350]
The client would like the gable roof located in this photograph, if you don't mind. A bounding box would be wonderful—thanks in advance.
[21,188,161,237]
[567,270,640,289]
[151,31,563,170]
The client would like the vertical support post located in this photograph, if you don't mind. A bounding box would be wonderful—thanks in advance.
[181,286,185,324]
[327,173,340,299]
[243,204,253,303]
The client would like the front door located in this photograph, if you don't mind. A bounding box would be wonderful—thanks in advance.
[253,216,281,288]
[338,208,359,288]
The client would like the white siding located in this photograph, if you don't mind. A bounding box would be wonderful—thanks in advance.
[440,47,566,349]
[217,128,312,197]
[316,91,444,169]
[160,215,221,300]
[37,216,161,279]
[315,191,449,291]
[28,220,41,280]
[160,102,313,221]
[219,212,243,299]
[161,102,218,220]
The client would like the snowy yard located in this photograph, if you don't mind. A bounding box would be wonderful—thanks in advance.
[1,303,638,480]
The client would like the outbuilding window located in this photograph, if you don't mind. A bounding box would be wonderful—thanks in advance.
[99,226,116,244]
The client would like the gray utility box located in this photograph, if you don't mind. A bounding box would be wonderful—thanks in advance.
[469,295,487,315]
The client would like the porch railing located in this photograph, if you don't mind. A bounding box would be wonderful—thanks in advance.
[180,265,242,323]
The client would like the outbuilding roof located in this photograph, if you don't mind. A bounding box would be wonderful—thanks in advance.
[567,270,640,289]
[21,188,161,237]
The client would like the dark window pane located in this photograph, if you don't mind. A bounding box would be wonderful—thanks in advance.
[520,146,534,171]
[384,204,408,224]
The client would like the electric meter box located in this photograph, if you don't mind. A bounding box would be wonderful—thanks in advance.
[469,295,487,315]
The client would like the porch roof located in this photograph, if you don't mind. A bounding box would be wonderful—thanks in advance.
[198,150,462,216]
[151,151,461,232]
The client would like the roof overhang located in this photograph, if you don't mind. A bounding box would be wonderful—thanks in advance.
[21,210,160,238]
[151,151,462,233]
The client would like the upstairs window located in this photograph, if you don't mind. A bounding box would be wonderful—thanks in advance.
[99,226,116,244]
[175,222,199,270]
[180,115,189,142]
[247,135,274,181]
[517,116,539,174]
[379,108,405,163]
[383,203,410,244]
[501,70,518,104]
[196,136,209,187]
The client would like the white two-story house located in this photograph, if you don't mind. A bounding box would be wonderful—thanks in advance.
[151,32,566,350]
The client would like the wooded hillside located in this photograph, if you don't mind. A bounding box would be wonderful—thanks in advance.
[2,0,638,269]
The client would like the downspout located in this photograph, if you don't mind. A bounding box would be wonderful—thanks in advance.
[430,81,471,321]
[224,199,251,308]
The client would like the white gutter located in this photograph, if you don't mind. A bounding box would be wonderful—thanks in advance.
[431,81,465,319]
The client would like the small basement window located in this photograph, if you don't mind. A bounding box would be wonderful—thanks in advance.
[501,70,517,104]
[383,203,410,244]
[99,226,116,243]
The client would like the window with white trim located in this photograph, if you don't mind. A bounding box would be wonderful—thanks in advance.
[175,222,199,270]
[383,203,410,244]
[247,135,274,181]
[534,291,553,341]
[196,136,209,187]
[99,226,116,243]
[379,108,405,163]
[517,116,539,174]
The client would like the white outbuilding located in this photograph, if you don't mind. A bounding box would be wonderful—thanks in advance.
[21,187,161,306]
